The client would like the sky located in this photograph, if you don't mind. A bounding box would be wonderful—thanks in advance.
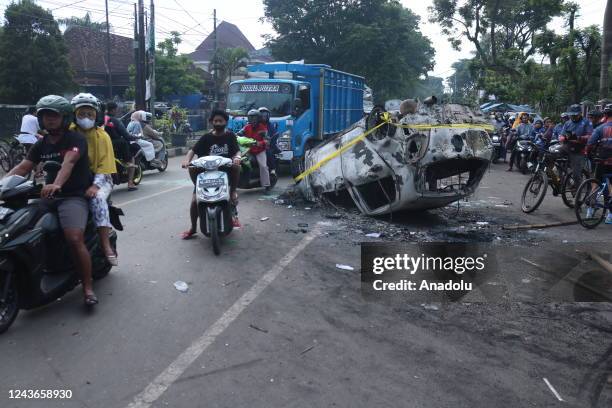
[0,0,607,81]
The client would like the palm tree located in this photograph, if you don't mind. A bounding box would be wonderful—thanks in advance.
[209,47,250,101]
[59,12,108,32]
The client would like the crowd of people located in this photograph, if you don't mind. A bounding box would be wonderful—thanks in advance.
[5,95,283,305]
[490,103,612,224]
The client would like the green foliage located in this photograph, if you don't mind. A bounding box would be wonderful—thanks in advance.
[156,106,188,141]
[0,0,74,103]
[155,32,204,99]
[440,1,605,115]
[125,32,204,101]
[58,12,108,32]
[263,0,434,102]
[210,47,250,97]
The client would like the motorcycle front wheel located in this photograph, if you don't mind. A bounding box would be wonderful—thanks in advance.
[207,207,221,255]
[0,268,19,334]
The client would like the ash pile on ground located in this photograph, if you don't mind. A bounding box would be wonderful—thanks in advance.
[273,185,544,245]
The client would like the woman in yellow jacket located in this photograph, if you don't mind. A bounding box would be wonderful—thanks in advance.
[71,94,118,267]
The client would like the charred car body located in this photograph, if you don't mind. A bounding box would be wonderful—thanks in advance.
[299,101,493,215]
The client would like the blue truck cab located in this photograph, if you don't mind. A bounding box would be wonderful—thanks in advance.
[227,63,364,176]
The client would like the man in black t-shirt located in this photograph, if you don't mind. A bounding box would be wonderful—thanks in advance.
[6,95,98,306]
[180,110,241,239]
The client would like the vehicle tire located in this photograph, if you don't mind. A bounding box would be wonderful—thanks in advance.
[574,178,606,229]
[208,207,221,256]
[521,171,548,213]
[0,269,19,334]
[519,156,527,174]
[157,155,168,172]
[0,147,11,173]
[133,161,144,185]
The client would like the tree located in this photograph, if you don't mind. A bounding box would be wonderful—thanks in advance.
[58,12,108,32]
[126,32,203,100]
[263,0,434,102]
[209,47,250,99]
[0,0,74,103]
[429,0,564,72]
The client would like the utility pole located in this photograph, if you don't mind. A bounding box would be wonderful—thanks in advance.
[137,0,146,109]
[105,0,112,100]
[134,3,141,108]
[600,0,612,100]
[149,0,156,123]
[213,9,218,108]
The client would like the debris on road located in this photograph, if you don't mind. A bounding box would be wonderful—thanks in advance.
[335,264,355,271]
[249,324,269,334]
[365,232,382,238]
[300,345,316,355]
[260,217,270,222]
[421,304,440,311]
[298,102,493,215]
[502,221,579,230]
[476,221,489,226]
[543,378,564,402]
[173,281,189,293]
[325,213,342,219]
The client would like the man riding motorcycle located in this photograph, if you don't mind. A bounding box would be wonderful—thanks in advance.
[259,106,279,177]
[237,109,271,192]
[5,95,98,306]
[105,101,138,191]
[180,110,241,239]
[507,113,534,171]
[70,93,118,267]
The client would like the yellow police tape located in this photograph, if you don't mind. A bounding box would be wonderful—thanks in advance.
[293,120,494,182]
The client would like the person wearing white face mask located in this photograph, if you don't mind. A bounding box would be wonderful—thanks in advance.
[70,93,119,266]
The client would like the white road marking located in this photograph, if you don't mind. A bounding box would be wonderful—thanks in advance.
[115,185,189,207]
[125,226,322,408]
[543,377,565,402]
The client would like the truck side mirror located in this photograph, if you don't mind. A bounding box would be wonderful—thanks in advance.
[293,98,303,117]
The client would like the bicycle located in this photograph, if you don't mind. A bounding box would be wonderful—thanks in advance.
[574,159,612,229]
[521,142,573,212]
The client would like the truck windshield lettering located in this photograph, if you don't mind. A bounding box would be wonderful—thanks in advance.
[239,84,284,93]
[228,83,294,117]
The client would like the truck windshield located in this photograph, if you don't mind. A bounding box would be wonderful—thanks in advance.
[227,83,294,117]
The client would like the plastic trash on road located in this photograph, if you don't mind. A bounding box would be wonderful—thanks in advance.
[173,281,189,293]
[335,264,355,271]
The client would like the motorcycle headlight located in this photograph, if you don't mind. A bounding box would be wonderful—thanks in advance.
[492,135,500,142]
[277,130,292,150]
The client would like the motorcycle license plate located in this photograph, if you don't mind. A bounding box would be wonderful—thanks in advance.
[202,179,225,188]
[0,207,14,221]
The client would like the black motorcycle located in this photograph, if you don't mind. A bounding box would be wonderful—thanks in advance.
[513,139,537,174]
[0,162,123,334]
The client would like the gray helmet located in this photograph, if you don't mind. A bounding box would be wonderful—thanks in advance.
[71,93,99,111]
[36,95,73,129]
[567,104,582,116]
[247,109,261,123]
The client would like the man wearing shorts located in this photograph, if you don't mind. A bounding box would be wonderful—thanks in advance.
[6,95,98,305]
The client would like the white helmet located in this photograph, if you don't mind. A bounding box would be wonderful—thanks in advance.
[71,93,99,110]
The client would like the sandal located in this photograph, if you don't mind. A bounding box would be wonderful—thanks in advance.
[84,293,98,306]
[106,254,118,266]
[181,230,197,240]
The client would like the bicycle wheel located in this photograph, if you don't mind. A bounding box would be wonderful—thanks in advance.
[521,170,548,213]
[574,178,606,229]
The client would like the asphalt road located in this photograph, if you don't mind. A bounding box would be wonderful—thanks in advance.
[1,157,611,408]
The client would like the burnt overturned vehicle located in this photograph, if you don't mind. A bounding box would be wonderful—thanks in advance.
[299,100,493,215]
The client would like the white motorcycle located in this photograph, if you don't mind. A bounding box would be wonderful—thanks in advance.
[190,156,235,255]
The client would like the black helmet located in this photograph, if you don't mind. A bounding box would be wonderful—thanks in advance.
[36,95,73,130]
[567,104,582,116]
